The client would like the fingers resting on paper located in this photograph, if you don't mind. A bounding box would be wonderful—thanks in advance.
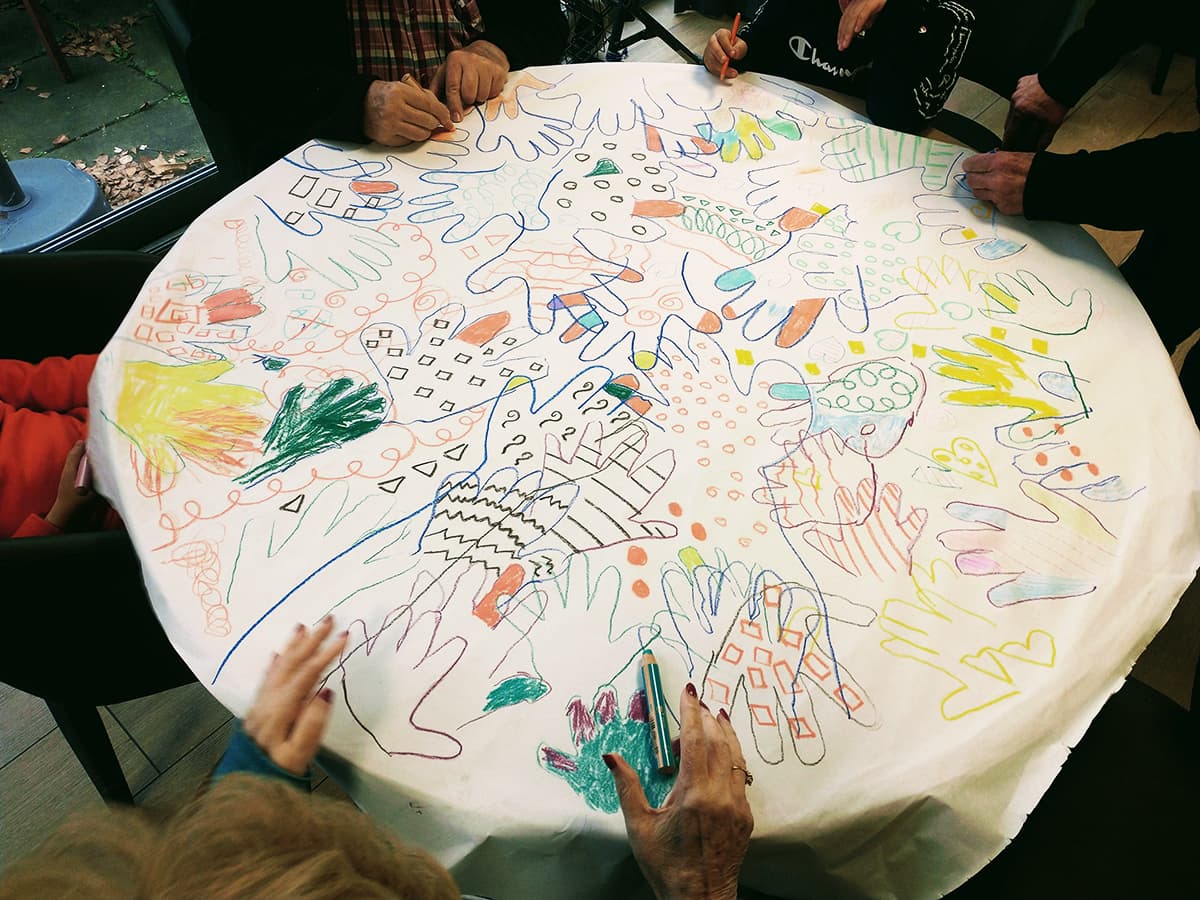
[605,683,753,900]
[243,617,349,776]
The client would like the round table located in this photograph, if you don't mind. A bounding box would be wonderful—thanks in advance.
[89,63,1200,899]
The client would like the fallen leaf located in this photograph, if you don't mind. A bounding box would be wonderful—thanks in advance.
[37,91,51,98]
[52,134,70,146]
[79,146,207,208]
[19,147,32,154]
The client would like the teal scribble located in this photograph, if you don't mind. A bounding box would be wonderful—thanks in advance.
[540,687,675,814]
[236,378,386,485]
[483,674,550,712]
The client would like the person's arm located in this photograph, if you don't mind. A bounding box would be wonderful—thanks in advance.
[212,618,348,790]
[0,355,95,413]
[1024,130,1200,230]
[474,0,568,70]
[964,129,1200,228]
[1039,0,1196,109]
[10,440,104,538]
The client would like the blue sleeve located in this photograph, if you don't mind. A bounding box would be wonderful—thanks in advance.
[212,720,313,792]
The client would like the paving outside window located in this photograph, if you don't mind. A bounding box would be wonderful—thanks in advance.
[0,0,209,208]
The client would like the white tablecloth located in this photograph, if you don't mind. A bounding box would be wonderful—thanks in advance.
[90,64,1200,899]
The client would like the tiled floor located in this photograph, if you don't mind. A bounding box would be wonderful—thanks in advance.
[2,1,1198,878]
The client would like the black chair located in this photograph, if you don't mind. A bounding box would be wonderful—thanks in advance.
[0,251,197,805]
[947,616,1199,899]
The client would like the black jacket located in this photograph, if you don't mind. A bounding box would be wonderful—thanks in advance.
[1023,0,1199,348]
[187,0,567,179]
[737,0,975,132]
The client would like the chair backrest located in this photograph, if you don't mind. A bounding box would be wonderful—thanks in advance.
[0,251,158,361]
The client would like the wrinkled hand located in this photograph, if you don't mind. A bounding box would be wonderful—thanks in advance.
[363,78,453,145]
[962,151,1034,216]
[46,440,106,532]
[704,28,748,79]
[607,685,753,900]
[431,41,509,123]
[1003,74,1068,151]
[838,0,888,50]
[243,617,348,775]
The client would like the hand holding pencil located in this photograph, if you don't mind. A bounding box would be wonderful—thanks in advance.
[604,682,754,900]
[362,74,454,146]
[703,16,747,82]
[45,440,104,532]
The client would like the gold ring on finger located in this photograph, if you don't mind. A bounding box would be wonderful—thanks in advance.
[731,764,753,786]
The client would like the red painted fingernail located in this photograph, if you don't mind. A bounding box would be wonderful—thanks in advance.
[338,630,349,638]
[686,682,697,697]
[602,753,617,770]
[294,623,305,633]
[719,708,730,721]
[699,700,711,713]
[319,687,334,703]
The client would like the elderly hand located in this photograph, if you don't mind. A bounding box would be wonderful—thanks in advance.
[364,78,454,145]
[838,0,888,51]
[605,683,754,900]
[243,618,349,776]
[431,40,509,122]
[962,151,1034,216]
[1003,74,1068,151]
[703,28,748,80]
[45,440,104,532]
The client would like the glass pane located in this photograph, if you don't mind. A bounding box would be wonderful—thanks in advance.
[1,0,210,247]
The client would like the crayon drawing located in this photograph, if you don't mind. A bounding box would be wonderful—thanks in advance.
[89,64,1200,900]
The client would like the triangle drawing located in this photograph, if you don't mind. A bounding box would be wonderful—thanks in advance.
[413,459,439,478]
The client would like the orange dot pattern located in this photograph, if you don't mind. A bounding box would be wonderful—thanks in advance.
[650,337,770,549]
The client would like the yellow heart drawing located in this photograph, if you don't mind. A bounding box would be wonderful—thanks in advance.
[931,436,997,487]
[959,629,1057,684]
[996,629,1056,668]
